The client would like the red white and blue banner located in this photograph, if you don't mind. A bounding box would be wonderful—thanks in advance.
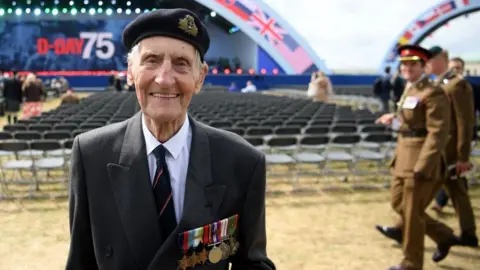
[379,0,479,73]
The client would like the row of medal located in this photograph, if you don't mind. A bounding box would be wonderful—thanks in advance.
[177,215,239,270]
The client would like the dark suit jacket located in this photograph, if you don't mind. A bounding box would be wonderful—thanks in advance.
[66,112,275,270]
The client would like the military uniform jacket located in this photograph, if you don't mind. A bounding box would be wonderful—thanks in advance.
[435,70,474,165]
[390,75,451,179]
[65,113,275,270]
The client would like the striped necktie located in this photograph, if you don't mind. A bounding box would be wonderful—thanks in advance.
[152,145,177,237]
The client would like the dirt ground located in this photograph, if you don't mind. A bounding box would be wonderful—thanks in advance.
[0,189,479,270]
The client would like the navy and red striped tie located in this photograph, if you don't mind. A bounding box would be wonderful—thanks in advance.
[152,145,177,237]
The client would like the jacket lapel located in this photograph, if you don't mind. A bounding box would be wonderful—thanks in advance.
[106,113,163,270]
[147,116,226,269]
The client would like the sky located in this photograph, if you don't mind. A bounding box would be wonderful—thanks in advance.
[262,0,479,71]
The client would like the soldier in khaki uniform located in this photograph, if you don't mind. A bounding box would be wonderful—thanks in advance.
[375,45,459,270]
[427,47,478,247]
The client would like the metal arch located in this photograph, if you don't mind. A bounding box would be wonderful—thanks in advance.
[256,1,331,74]
[379,0,480,74]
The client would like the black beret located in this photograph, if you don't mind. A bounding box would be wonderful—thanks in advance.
[428,45,444,58]
[122,8,210,61]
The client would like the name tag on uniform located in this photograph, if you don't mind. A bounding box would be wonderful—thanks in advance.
[402,96,419,109]
[391,118,401,131]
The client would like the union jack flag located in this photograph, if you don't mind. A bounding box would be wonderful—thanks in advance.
[247,9,288,46]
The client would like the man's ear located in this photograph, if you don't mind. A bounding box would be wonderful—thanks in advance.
[194,63,209,94]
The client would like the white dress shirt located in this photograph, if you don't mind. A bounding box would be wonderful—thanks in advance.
[141,114,192,222]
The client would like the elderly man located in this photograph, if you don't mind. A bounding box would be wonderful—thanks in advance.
[66,9,275,270]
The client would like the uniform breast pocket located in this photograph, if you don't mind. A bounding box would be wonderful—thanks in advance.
[401,103,425,124]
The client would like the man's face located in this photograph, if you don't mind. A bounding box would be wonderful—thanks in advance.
[426,55,444,75]
[128,36,207,123]
[400,60,424,82]
[449,60,464,75]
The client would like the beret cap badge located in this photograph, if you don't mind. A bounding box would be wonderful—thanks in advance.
[178,14,198,37]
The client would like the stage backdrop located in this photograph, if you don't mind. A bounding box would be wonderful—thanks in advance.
[0,19,130,71]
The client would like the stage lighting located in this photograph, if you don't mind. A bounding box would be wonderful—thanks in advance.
[0,9,4,16]
[62,8,68,14]
[45,8,50,13]
[84,0,89,4]
[117,8,122,13]
[144,9,149,13]
[97,8,103,13]
[135,8,140,14]
[71,8,77,15]
[40,2,44,6]
[81,8,86,13]
[210,11,216,17]
[106,8,112,15]
[26,8,31,14]
[7,8,12,14]
[34,8,41,15]
[54,0,59,4]
[125,9,131,15]
[12,1,16,6]
[99,1,103,6]
[111,0,116,5]
[273,69,279,75]
[15,8,22,15]
[260,69,267,75]
[126,1,131,6]
[27,0,31,4]
[69,1,74,6]
[89,8,95,15]
[52,8,58,15]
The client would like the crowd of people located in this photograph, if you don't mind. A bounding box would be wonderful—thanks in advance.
[0,71,80,124]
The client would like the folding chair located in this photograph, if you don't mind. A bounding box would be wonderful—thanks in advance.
[265,137,298,181]
[0,141,35,197]
[294,136,328,178]
[30,140,67,184]
[323,134,361,176]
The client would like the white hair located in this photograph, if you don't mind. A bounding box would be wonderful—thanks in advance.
[127,43,204,79]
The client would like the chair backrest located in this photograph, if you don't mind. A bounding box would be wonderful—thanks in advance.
[14,131,42,140]
[80,123,103,130]
[64,139,74,149]
[54,123,78,132]
[360,124,387,133]
[300,135,330,146]
[304,125,330,135]
[274,126,301,135]
[73,129,89,138]
[335,119,356,125]
[40,119,61,125]
[43,131,72,140]
[29,124,52,133]
[332,134,361,144]
[331,124,357,134]
[357,118,376,125]
[236,121,259,128]
[3,124,28,132]
[63,119,84,125]
[223,127,245,136]
[310,120,333,126]
[267,137,297,147]
[284,120,308,127]
[0,141,29,152]
[30,139,62,151]
[261,120,283,127]
[245,137,264,147]
[364,132,393,143]
[0,131,13,140]
[246,127,272,136]
[209,121,233,129]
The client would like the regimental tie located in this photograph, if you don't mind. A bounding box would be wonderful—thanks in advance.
[152,145,177,237]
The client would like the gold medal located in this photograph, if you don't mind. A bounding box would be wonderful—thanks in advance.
[188,252,198,267]
[228,236,239,255]
[177,254,189,270]
[219,242,231,259]
[208,246,222,264]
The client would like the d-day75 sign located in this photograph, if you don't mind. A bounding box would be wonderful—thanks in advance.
[36,32,115,60]
[0,20,132,71]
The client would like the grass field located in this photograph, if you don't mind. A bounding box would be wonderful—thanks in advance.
[1,189,479,270]
[0,94,479,269]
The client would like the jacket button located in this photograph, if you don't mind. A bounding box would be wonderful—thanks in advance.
[105,246,113,257]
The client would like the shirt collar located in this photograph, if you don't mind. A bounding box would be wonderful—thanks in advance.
[141,113,190,160]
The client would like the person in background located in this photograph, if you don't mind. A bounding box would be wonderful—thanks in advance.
[426,50,478,248]
[23,73,44,102]
[307,71,333,102]
[228,82,238,92]
[391,67,406,111]
[373,66,393,112]
[3,71,23,124]
[375,45,459,270]
[241,80,257,93]
[60,88,80,105]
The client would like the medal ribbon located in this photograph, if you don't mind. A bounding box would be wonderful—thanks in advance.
[227,215,238,236]
[221,219,228,240]
[193,227,203,247]
[202,224,210,246]
[212,222,218,243]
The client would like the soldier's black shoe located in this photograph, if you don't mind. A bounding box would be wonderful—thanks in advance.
[432,236,460,263]
[459,233,479,247]
[375,225,403,244]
